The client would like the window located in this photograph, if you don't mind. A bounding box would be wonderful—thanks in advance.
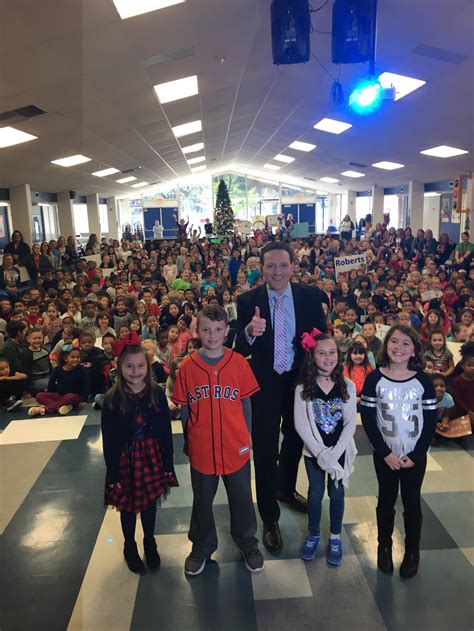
[99,204,109,233]
[73,204,89,235]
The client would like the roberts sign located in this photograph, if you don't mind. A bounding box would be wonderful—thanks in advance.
[334,253,367,279]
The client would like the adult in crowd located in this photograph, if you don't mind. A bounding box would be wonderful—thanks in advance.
[340,215,355,241]
[64,236,80,270]
[3,230,30,263]
[0,254,21,298]
[85,234,100,254]
[234,241,328,552]
[22,243,53,283]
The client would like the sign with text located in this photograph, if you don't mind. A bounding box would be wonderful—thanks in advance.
[334,252,367,279]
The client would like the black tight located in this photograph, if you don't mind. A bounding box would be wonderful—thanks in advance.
[120,502,157,544]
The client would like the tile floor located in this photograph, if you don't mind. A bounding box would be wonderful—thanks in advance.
[0,406,473,631]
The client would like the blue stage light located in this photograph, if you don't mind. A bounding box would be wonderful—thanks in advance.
[349,77,383,114]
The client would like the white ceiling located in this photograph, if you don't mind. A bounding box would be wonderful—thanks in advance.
[0,0,473,198]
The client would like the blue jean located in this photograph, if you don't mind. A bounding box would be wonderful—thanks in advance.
[304,456,345,536]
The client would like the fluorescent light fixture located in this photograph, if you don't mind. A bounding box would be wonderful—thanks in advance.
[263,164,281,171]
[341,170,365,178]
[92,167,120,177]
[320,177,340,183]
[378,72,426,101]
[51,154,91,167]
[154,75,198,104]
[274,154,295,164]
[172,120,202,138]
[131,182,149,188]
[187,156,205,165]
[420,145,469,158]
[314,118,352,134]
[424,192,441,197]
[113,0,184,20]
[191,165,206,173]
[372,161,404,170]
[116,176,137,184]
[0,126,38,148]
[181,142,204,154]
[288,141,316,152]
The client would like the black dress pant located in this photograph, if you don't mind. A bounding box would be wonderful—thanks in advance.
[373,452,427,551]
[251,370,302,525]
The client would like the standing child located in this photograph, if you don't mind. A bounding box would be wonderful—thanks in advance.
[172,305,263,576]
[360,324,437,578]
[101,335,178,573]
[30,341,89,416]
[294,332,357,565]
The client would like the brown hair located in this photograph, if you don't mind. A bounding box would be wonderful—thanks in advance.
[377,324,425,371]
[105,345,158,414]
[297,334,349,402]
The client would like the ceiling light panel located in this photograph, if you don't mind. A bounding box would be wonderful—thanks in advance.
[263,164,281,171]
[154,75,198,104]
[191,166,206,173]
[172,120,202,138]
[314,118,352,134]
[372,161,405,170]
[378,72,426,101]
[131,182,149,188]
[116,176,137,183]
[288,141,316,152]
[187,156,205,165]
[181,142,204,154]
[51,154,91,167]
[320,177,340,183]
[341,170,365,178]
[113,0,185,20]
[92,167,120,177]
[274,154,295,163]
[420,145,469,158]
[0,126,38,148]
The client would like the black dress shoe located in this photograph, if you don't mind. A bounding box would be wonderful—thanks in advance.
[399,550,420,578]
[276,491,308,513]
[377,545,394,574]
[263,522,283,552]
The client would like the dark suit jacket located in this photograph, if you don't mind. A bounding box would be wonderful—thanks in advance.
[234,283,327,388]
[22,254,52,282]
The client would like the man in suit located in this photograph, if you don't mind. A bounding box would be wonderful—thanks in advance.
[235,241,328,551]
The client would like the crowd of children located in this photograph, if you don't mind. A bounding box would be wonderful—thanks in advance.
[0,222,472,578]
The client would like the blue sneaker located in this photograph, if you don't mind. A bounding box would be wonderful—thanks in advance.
[300,535,320,561]
[326,539,342,566]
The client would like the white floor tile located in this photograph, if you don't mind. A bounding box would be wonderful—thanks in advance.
[251,559,313,601]
[0,415,87,445]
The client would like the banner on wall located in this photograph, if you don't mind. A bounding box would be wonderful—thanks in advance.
[235,219,252,235]
[0,215,4,238]
[452,176,462,223]
[334,252,367,279]
[291,222,309,238]
[441,198,450,222]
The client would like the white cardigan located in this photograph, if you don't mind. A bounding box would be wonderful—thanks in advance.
[294,378,357,489]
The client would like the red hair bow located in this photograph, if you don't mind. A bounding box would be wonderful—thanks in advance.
[111,331,142,358]
[301,327,323,352]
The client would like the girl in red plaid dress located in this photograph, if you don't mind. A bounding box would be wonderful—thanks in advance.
[101,335,178,573]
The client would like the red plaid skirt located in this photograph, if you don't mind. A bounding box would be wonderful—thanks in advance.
[104,437,178,513]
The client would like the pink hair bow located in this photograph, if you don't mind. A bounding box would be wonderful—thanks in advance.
[300,327,323,352]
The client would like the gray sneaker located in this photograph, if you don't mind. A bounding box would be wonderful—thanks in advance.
[241,549,264,572]
[184,555,207,576]
[6,398,23,412]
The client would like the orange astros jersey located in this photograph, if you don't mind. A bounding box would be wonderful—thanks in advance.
[171,349,260,475]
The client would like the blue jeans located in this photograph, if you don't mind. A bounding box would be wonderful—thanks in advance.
[305,456,345,537]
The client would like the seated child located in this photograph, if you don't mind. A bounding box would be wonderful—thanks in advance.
[334,324,352,360]
[23,328,51,394]
[156,329,172,368]
[0,355,27,411]
[449,342,474,428]
[431,373,455,432]
[142,338,169,385]
[166,355,185,420]
[79,332,109,397]
[30,342,89,416]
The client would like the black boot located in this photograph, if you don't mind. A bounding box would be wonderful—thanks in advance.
[377,545,394,574]
[143,537,161,570]
[123,542,146,574]
[376,507,395,574]
[400,550,420,578]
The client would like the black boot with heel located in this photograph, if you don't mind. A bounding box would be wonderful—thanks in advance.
[123,542,146,574]
[376,507,395,574]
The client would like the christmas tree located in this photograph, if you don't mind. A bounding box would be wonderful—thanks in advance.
[214,179,235,235]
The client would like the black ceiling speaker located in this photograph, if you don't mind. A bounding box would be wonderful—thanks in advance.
[69,190,76,199]
[332,0,377,64]
[271,0,310,65]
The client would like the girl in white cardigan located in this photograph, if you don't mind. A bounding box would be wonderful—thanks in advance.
[294,330,357,566]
